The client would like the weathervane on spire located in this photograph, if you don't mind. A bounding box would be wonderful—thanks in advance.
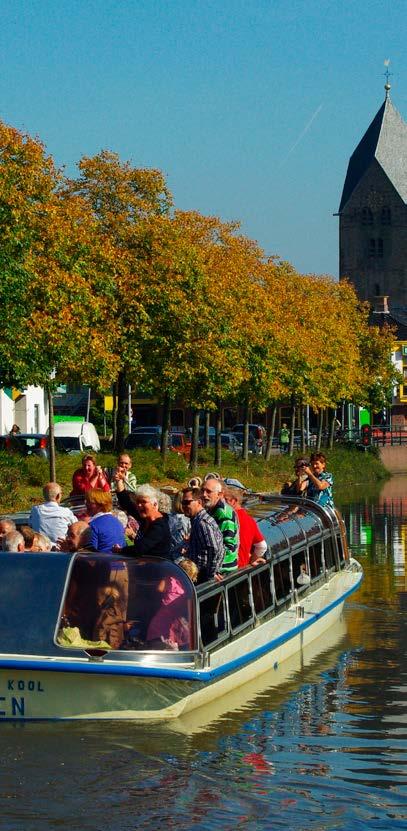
[384,59,392,98]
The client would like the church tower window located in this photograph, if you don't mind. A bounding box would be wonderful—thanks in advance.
[381,206,391,225]
[362,207,373,225]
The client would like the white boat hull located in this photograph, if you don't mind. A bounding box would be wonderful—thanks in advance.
[0,566,362,721]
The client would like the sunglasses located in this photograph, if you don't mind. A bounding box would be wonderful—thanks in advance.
[181,499,195,506]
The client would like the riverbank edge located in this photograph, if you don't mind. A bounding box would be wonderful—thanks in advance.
[0,445,390,514]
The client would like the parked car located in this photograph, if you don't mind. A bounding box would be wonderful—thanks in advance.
[52,421,100,453]
[230,431,258,454]
[169,432,192,458]
[232,424,266,454]
[220,432,242,453]
[124,431,161,450]
[198,426,216,447]
[0,433,49,458]
[131,425,162,435]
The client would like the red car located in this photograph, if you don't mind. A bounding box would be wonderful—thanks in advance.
[170,432,192,459]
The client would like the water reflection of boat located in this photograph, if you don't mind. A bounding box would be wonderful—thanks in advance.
[0,496,362,721]
[169,614,349,737]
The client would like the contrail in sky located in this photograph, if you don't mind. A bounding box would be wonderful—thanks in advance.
[279,104,324,168]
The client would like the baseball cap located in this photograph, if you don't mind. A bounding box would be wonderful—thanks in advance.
[223,477,246,490]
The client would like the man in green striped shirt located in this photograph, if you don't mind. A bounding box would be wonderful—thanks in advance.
[201,479,239,574]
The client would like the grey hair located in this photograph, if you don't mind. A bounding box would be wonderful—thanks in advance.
[111,509,128,528]
[43,482,62,501]
[33,532,53,551]
[135,484,159,506]
[157,491,172,514]
[0,519,16,533]
[2,531,24,551]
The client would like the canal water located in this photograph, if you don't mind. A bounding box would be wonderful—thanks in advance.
[0,479,406,830]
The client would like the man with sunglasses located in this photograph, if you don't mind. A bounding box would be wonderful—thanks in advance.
[181,487,224,583]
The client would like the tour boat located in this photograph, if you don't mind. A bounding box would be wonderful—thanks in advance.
[0,495,363,720]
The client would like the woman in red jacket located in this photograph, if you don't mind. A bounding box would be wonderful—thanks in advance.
[71,455,110,496]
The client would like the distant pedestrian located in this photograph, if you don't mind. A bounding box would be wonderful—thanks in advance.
[279,423,290,453]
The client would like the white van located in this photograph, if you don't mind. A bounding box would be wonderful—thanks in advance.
[52,421,100,454]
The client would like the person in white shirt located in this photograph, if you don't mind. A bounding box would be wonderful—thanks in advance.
[30,482,76,544]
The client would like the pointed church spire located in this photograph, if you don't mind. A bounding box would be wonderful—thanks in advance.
[384,59,392,100]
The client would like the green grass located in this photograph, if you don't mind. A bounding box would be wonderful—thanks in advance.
[0,444,389,514]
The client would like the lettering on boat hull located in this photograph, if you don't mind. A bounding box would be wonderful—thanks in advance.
[0,679,45,718]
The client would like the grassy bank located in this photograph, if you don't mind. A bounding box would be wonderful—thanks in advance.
[0,445,389,514]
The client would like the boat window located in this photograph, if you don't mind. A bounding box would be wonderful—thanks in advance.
[227,577,254,633]
[261,521,289,557]
[199,589,228,648]
[272,511,306,548]
[323,537,336,571]
[273,557,292,603]
[251,566,274,617]
[56,555,197,653]
[309,543,323,579]
[292,550,310,590]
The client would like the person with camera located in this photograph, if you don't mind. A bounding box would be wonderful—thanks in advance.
[281,457,309,497]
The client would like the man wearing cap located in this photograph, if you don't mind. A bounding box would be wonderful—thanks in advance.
[223,483,267,568]
[201,478,239,575]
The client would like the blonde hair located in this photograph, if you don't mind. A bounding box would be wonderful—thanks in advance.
[178,558,198,583]
[86,489,112,512]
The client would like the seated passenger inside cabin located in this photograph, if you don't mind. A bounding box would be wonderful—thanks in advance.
[146,574,190,650]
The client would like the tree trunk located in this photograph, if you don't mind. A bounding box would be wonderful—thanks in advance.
[115,370,127,453]
[214,404,222,468]
[112,381,118,450]
[288,396,296,456]
[242,399,249,462]
[204,410,210,449]
[300,403,306,453]
[265,403,277,461]
[189,409,200,470]
[47,387,56,482]
[317,408,324,451]
[328,407,335,449]
[160,392,171,461]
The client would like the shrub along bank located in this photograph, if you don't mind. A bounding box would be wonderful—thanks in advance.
[0,445,389,514]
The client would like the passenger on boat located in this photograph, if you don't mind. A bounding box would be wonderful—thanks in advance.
[110,453,138,493]
[32,532,53,551]
[177,557,198,583]
[30,482,76,544]
[281,458,309,497]
[223,485,267,568]
[0,518,16,543]
[304,453,334,509]
[93,582,126,650]
[85,490,126,552]
[20,525,38,551]
[71,455,110,496]
[181,487,225,582]
[116,484,171,558]
[201,478,239,575]
[146,575,190,649]
[57,521,92,552]
[157,490,191,561]
[2,530,24,552]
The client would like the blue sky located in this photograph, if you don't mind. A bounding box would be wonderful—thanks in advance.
[0,0,405,277]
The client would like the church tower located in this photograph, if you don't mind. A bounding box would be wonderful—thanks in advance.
[338,82,407,309]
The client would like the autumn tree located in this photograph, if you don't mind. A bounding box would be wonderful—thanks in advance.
[66,150,173,449]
